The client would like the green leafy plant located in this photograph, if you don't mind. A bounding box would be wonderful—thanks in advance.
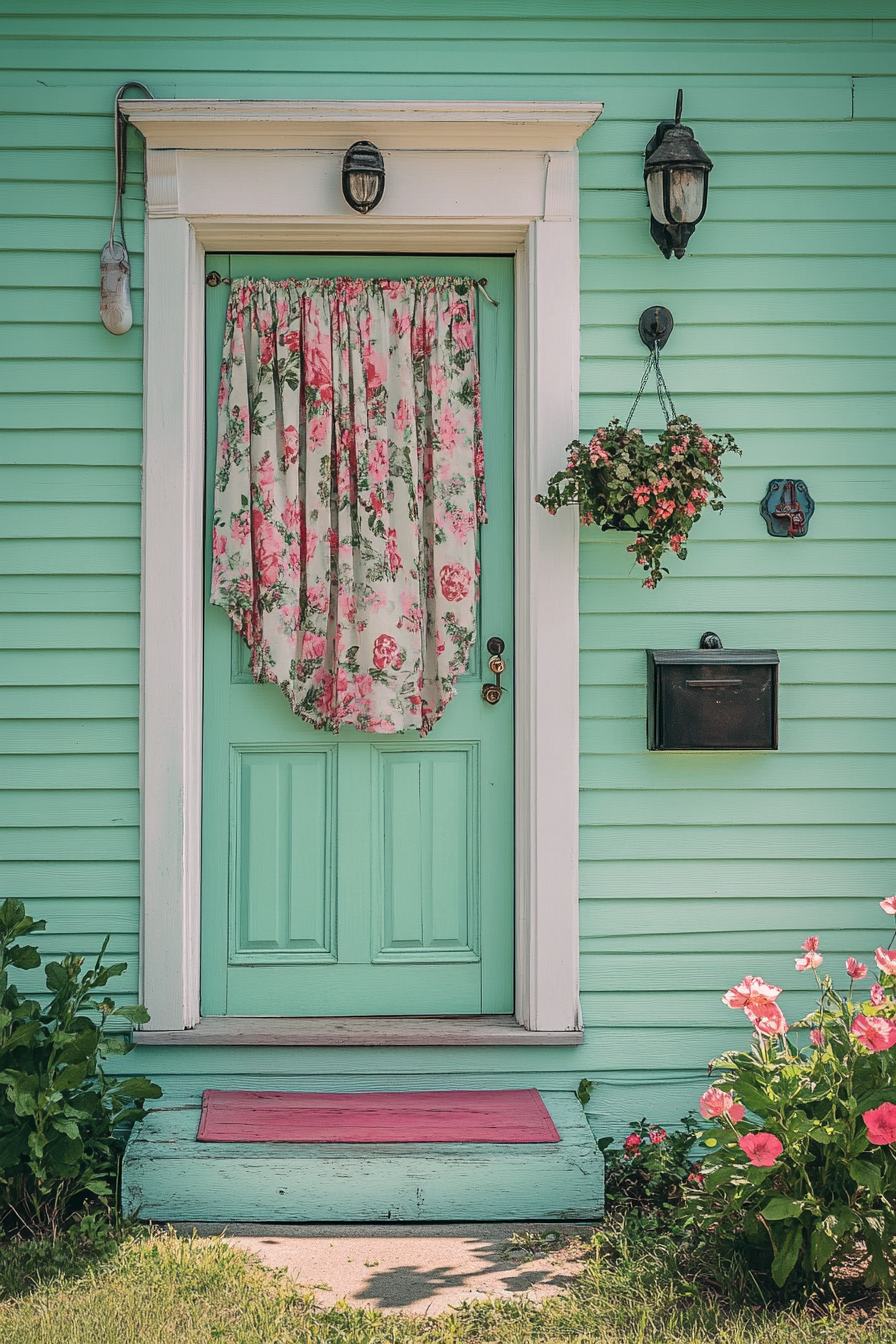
[598,1114,705,1220]
[693,895,896,1297]
[0,899,162,1235]
[535,415,739,587]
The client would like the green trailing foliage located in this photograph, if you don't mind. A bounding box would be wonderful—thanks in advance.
[0,899,161,1234]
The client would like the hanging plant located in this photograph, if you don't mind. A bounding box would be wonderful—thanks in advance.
[535,343,740,587]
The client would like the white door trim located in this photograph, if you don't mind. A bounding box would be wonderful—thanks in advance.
[132,99,601,1036]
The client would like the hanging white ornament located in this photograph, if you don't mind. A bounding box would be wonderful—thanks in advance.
[100,239,132,335]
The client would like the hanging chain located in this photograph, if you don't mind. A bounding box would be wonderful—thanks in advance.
[625,345,677,431]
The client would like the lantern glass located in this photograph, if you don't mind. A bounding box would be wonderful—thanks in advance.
[667,166,707,224]
[647,165,708,227]
[346,171,381,208]
[645,169,668,225]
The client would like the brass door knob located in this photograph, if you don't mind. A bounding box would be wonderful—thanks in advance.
[482,637,506,704]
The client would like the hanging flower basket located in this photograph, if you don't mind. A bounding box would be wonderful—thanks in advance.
[535,347,740,587]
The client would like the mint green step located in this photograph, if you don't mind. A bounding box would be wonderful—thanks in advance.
[121,1092,603,1223]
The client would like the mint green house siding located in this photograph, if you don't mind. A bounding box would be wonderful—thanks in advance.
[1,3,894,1142]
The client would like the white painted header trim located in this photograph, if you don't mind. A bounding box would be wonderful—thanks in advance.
[125,99,603,151]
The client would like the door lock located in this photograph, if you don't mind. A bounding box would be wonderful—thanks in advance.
[482,637,506,705]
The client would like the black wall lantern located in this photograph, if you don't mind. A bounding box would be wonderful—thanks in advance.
[342,140,385,214]
[644,90,713,259]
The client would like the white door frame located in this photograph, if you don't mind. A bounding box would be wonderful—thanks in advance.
[129,100,601,1038]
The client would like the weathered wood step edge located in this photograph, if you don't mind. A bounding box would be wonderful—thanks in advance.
[122,1092,604,1223]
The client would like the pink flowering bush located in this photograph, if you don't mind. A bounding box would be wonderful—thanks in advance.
[535,414,739,587]
[693,895,896,1295]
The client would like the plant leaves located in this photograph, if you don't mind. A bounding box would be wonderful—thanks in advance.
[811,1225,838,1272]
[771,1222,804,1287]
[43,961,69,992]
[112,1005,151,1025]
[113,1077,163,1100]
[849,1158,882,1194]
[762,1197,804,1221]
[856,1088,896,1112]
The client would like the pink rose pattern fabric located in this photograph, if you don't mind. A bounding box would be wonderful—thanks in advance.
[210,277,485,734]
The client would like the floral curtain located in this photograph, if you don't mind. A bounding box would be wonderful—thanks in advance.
[210,277,485,735]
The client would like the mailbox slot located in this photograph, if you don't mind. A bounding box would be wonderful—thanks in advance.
[647,647,779,751]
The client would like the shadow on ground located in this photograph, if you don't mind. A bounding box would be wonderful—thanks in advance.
[168,1221,596,1314]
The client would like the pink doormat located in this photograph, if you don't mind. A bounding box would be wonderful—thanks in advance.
[196,1089,561,1144]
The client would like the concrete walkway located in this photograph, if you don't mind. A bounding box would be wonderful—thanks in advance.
[174,1222,596,1314]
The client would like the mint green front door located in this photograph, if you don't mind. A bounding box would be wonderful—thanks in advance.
[201,255,514,1017]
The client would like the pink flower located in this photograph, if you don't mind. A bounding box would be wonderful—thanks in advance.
[685,502,696,516]
[802,936,819,952]
[439,562,472,603]
[723,977,782,1010]
[301,632,326,660]
[668,534,687,554]
[871,983,888,1006]
[212,527,227,557]
[453,320,474,350]
[745,1000,788,1037]
[385,528,402,578]
[394,399,413,434]
[649,1128,667,1145]
[282,424,300,465]
[304,337,334,403]
[809,1029,825,1047]
[590,443,610,464]
[633,485,651,506]
[254,520,283,587]
[690,488,708,504]
[382,280,406,300]
[864,1102,896,1145]
[853,1014,896,1053]
[364,346,388,390]
[623,1134,641,1156]
[428,363,448,398]
[651,499,675,521]
[699,1088,745,1123]
[307,582,329,614]
[372,633,404,672]
[259,334,274,365]
[881,897,896,916]
[875,948,896,976]
[367,440,389,484]
[643,576,657,590]
[795,952,822,972]
[846,957,868,981]
[231,512,250,544]
[738,1133,783,1168]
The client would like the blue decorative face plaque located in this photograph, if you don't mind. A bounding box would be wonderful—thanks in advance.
[760,479,815,538]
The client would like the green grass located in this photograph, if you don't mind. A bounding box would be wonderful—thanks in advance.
[0,1229,894,1344]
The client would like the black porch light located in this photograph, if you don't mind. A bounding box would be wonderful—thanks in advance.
[644,89,713,259]
[342,140,385,214]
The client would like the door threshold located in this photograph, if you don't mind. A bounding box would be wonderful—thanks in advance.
[135,1015,584,1047]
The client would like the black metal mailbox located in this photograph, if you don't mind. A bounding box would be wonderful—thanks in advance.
[647,635,779,751]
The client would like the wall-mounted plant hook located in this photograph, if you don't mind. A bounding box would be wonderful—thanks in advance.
[638,305,674,351]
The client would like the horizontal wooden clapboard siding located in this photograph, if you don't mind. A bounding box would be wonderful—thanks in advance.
[0,2,893,1132]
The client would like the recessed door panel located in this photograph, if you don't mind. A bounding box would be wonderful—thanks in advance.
[230,748,336,962]
[375,746,477,961]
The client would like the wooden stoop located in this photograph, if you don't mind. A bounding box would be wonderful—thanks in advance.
[121,1092,604,1222]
